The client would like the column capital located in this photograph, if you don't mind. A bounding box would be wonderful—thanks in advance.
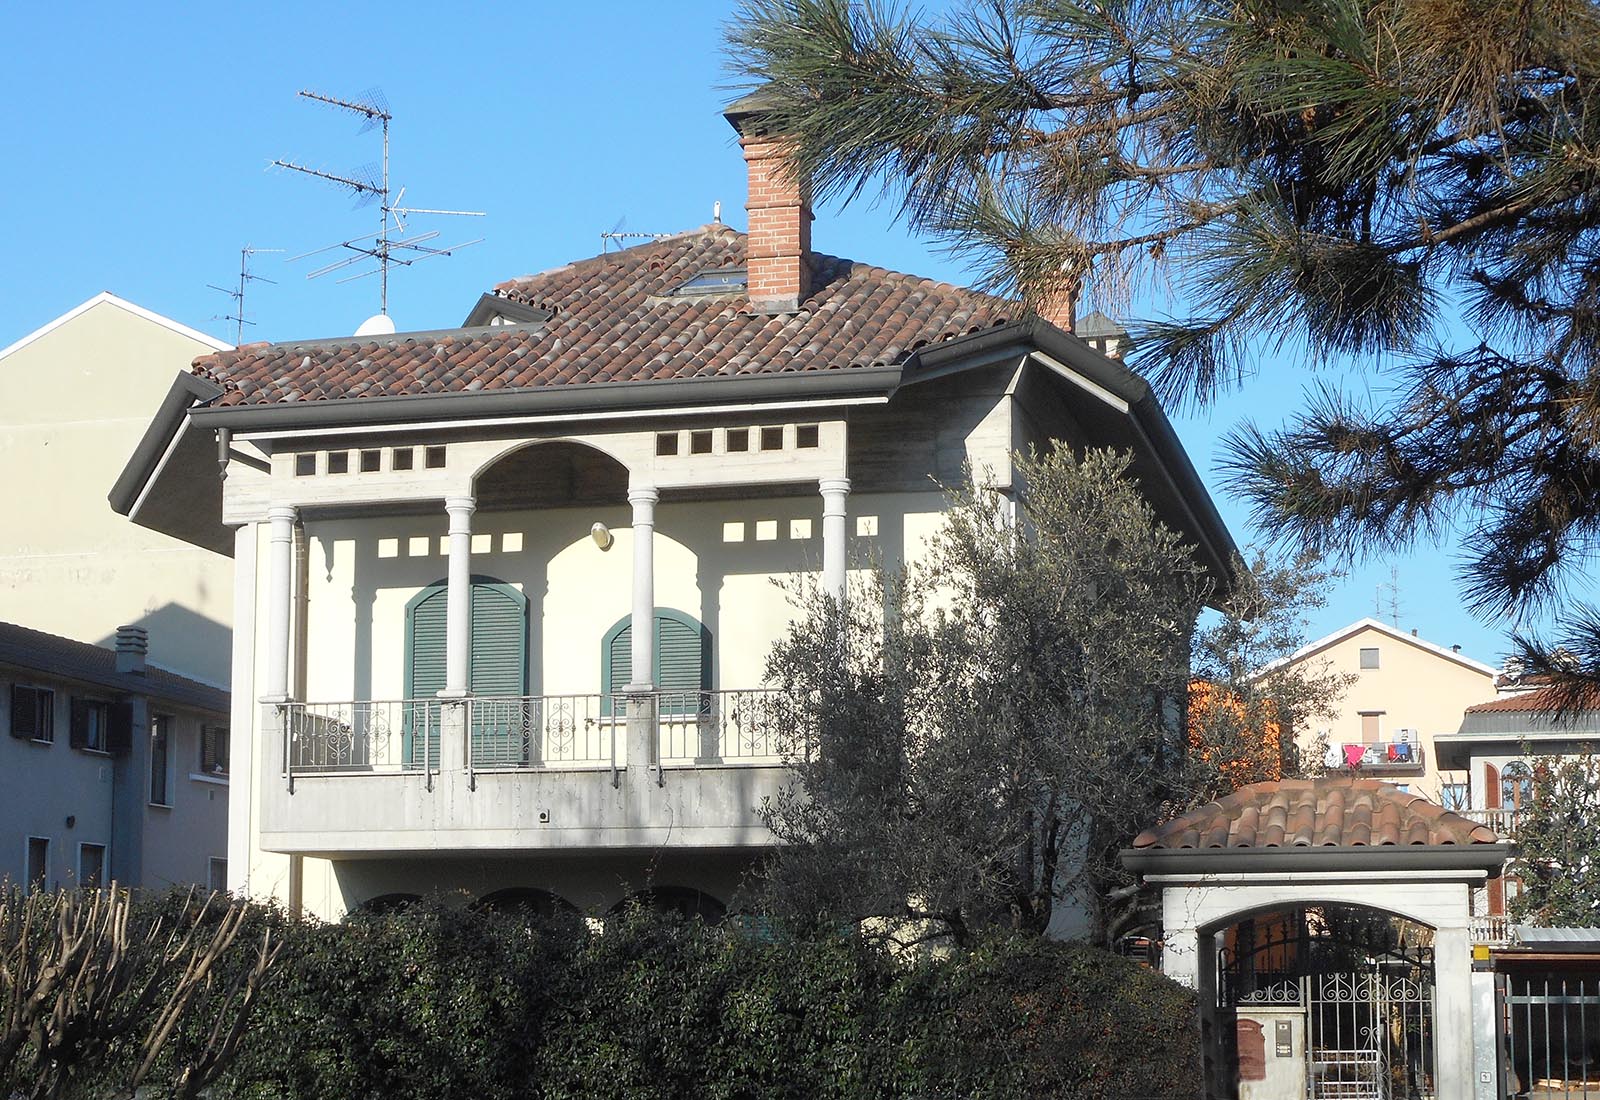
[819,477,851,497]
[628,486,660,509]
[266,504,299,526]
[444,495,476,515]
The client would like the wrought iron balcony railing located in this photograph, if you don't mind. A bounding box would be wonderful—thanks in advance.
[283,698,443,776]
[281,689,804,779]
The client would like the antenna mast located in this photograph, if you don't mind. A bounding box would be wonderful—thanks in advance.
[275,88,484,317]
[208,244,282,344]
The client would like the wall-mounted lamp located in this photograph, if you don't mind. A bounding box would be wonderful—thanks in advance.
[65,815,75,829]
[590,522,613,551]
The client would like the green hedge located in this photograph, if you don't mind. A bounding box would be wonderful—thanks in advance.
[114,894,1197,1100]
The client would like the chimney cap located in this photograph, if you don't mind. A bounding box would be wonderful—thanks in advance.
[723,86,790,136]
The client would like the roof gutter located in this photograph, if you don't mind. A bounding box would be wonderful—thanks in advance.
[187,365,905,432]
[1119,843,1513,877]
[108,373,225,517]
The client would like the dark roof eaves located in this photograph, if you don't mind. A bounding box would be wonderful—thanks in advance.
[0,629,229,715]
[1119,843,1513,877]
[189,364,906,432]
[109,372,226,517]
[918,317,1239,591]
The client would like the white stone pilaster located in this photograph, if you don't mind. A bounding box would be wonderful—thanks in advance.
[227,521,258,893]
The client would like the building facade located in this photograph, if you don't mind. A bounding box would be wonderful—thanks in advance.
[114,102,1236,922]
[0,293,234,687]
[1274,618,1498,803]
[0,621,230,892]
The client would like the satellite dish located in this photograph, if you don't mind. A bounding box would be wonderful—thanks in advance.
[355,313,396,337]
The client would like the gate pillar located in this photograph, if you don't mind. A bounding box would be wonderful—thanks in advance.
[1433,926,1475,1100]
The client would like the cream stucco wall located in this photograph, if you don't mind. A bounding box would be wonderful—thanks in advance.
[0,298,234,686]
[1286,622,1497,802]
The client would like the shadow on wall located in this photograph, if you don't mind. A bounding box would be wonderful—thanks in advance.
[96,602,232,688]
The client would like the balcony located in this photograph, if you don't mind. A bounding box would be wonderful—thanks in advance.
[259,689,802,857]
[1457,807,1519,838]
[1470,913,1514,946]
[1327,739,1426,775]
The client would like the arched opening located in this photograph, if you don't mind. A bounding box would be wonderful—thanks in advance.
[353,892,421,916]
[1210,902,1436,1100]
[610,886,727,925]
[473,440,630,511]
[1501,760,1533,813]
[476,887,579,921]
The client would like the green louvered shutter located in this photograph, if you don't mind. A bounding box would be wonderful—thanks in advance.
[405,577,527,767]
[656,612,708,717]
[606,624,633,696]
[469,581,528,764]
[602,610,709,716]
[405,585,448,767]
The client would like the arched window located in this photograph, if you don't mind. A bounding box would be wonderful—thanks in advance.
[1501,761,1533,812]
[610,886,726,924]
[352,892,420,917]
[601,609,710,710]
[405,575,528,763]
[476,887,578,922]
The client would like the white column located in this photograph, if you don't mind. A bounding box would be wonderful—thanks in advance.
[820,477,850,604]
[262,505,297,702]
[442,496,475,698]
[627,486,658,690]
[227,522,258,894]
[1433,926,1475,1100]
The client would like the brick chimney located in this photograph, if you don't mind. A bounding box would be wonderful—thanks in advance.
[114,625,148,675]
[1035,283,1078,333]
[725,90,813,314]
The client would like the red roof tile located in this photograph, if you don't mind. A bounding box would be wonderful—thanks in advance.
[192,224,1019,407]
[1132,777,1499,849]
[1465,683,1600,713]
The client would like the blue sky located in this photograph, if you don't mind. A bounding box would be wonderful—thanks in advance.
[0,2,1540,669]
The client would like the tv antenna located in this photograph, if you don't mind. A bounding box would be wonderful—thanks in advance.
[601,214,669,253]
[274,88,484,317]
[208,244,283,345]
[1374,565,1403,628]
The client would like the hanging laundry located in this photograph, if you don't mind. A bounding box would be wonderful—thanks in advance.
[1343,743,1367,768]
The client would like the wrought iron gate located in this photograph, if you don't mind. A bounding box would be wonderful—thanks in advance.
[1219,909,1436,1100]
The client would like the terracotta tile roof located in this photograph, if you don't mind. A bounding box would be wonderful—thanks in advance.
[1132,777,1499,850]
[0,621,228,714]
[1465,683,1600,713]
[193,224,1020,407]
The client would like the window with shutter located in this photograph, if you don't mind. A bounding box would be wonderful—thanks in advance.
[601,609,711,714]
[70,699,109,753]
[404,575,528,765]
[10,686,54,742]
[201,724,229,774]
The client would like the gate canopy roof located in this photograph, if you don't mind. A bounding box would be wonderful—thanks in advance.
[1122,777,1511,877]
[1134,778,1497,851]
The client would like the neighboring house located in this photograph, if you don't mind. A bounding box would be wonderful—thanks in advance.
[112,98,1237,922]
[0,621,230,892]
[0,293,235,687]
[1271,618,1498,803]
[1436,678,1600,942]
